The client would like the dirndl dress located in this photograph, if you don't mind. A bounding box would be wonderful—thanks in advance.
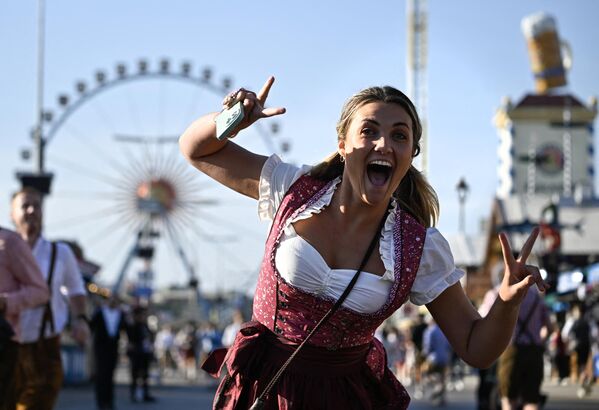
[202,175,427,409]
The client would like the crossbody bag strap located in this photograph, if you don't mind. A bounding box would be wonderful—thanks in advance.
[250,210,389,410]
[39,241,58,340]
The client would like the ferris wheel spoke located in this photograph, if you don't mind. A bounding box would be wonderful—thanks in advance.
[177,198,220,206]
[208,239,255,273]
[169,218,222,287]
[48,154,130,189]
[96,218,144,284]
[142,139,158,178]
[174,179,220,197]
[46,204,133,230]
[187,209,265,240]
[57,123,134,178]
[176,196,256,210]
[179,84,205,133]
[174,212,236,243]
[162,224,192,285]
[115,139,156,183]
[160,154,197,184]
[155,137,179,180]
[90,98,119,137]
[79,210,142,249]
[163,217,197,281]
[52,190,132,201]
[168,214,251,285]
[157,80,167,139]
[160,142,186,179]
[125,91,146,137]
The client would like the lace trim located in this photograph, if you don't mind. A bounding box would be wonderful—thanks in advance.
[283,177,396,282]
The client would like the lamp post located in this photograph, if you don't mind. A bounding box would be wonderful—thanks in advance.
[16,0,54,195]
[456,177,469,234]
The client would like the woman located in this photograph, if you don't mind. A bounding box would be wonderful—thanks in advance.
[179,77,548,409]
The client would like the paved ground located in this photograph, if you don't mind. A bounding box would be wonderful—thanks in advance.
[56,366,599,409]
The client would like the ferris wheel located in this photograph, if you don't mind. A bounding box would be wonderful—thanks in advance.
[21,58,290,296]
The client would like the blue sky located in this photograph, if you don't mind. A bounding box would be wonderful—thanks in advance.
[1,1,598,291]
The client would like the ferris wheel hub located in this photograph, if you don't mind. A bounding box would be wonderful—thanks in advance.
[136,178,176,215]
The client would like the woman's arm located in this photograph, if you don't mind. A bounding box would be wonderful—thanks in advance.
[179,76,285,199]
[426,228,548,368]
[2,232,49,314]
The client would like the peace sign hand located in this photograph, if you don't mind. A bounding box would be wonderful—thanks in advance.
[221,76,286,137]
[498,227,550,306]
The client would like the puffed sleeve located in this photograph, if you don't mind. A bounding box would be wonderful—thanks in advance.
[58,242,86,297]
[409,228,464,306]
[3,232,49,315]
[257,154,312,221]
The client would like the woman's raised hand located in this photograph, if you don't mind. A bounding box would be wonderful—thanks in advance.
[222,76,286,137]
[498,227,550,305]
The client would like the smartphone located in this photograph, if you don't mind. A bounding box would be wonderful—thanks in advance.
[215,101,244,141]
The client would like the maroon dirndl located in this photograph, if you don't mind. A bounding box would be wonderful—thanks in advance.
[202,175,427,409]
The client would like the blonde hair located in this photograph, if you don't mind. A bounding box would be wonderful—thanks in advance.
[310,86,439,227]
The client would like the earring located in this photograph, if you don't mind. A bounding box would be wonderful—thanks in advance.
[340,155,345,163]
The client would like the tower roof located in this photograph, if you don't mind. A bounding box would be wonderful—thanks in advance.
[495,93,597,125]
[514,94,586,109]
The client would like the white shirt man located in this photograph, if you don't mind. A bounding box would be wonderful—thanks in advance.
[18,237,86,342]
[10,187,89,410]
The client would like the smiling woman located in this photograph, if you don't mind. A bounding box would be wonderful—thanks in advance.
[310,86,436,227]
[179,77,548,410]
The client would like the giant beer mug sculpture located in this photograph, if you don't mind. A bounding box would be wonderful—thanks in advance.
[522,12,572,94]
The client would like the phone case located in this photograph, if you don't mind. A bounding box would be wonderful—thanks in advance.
[215,101,244,141]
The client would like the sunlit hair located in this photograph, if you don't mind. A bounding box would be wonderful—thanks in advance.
[310,86,439,227]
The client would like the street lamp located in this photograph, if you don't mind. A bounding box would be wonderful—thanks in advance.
[456,177,469,233]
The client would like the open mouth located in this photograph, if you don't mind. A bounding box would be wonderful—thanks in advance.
[366,160,392,187]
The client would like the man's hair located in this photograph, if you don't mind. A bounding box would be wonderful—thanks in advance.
[11,186,43,203]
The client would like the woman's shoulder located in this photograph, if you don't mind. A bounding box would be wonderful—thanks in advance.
[258,155,316,221]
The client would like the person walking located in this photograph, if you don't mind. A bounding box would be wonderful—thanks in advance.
[154,324,176,377]
[10,187,90,410]
[125,306,156,403]
[422,318,453,406]
[180,77,548,409]
[0,226,49,410]
[90,296,125,410]
[410,312,428,398]
[563,303,593,397]
[497,286,551,410]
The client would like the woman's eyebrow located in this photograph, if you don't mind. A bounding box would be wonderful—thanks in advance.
[362,118,410,129]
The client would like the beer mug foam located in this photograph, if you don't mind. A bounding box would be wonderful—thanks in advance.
[522,12,567,93]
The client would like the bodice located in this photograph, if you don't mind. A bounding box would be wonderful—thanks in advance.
[252,175,426,349]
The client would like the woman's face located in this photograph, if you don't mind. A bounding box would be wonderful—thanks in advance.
[338,101,414,206]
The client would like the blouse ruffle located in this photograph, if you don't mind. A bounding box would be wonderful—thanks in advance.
[258,154,464,306]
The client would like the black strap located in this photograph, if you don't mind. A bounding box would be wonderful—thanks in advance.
[39,242,57,340]
[515,294,540,344]
[250,211,389,409]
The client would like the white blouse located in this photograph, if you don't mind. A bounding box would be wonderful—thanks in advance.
[258,155,463,313]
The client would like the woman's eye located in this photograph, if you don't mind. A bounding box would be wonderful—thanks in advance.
[392,132,407,141]
[362,128,376,137]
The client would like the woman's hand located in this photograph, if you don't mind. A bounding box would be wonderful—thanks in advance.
[222,76,286,137]
[498,227,550,306]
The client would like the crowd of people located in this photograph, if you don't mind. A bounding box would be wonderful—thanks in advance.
[373,295,599,409]
[152,309,246,383]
